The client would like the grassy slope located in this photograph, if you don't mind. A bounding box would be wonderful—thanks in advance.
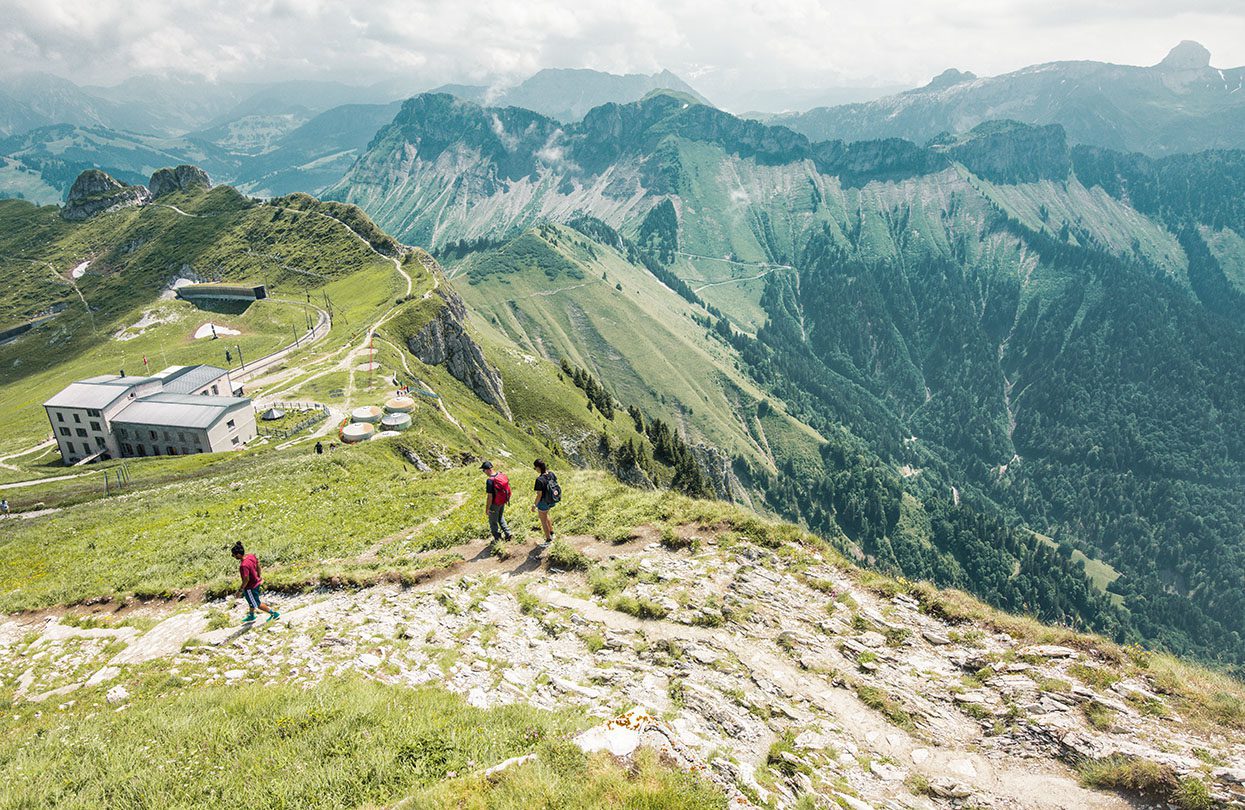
[0,669,723,810]
[453,224,823,472]
[0,189,399,455]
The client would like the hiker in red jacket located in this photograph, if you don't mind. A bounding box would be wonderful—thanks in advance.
[481,460,513,543]
[232,541,279,623]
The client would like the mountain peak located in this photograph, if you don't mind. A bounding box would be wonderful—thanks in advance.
[1158,40,1211,70]
[922,68,977,92]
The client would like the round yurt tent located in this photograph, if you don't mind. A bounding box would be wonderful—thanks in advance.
[350,405,383,424]
[380,413,412,432]
[341,423,375,443]
[384,396,415,414]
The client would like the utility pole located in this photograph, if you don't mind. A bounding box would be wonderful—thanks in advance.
[237,344,245,370]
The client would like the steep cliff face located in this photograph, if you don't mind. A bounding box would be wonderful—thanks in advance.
[60,169,149,221]
[148,164,212,198]
[407,289,511,420]
[931,120,1070,183]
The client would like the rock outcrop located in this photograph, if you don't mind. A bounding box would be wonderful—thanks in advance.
[148,165,212,198]
[407,289,511,420]
[60,170,150,221]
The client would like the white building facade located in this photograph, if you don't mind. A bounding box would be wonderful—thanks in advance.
[43,365,255,464]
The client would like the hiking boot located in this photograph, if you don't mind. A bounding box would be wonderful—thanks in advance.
[266,611,280,622]
[539,534,553,547]
[504,533,514,542]
[243,612,256,623]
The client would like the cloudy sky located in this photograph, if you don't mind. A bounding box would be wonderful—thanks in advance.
[3,0,1244,110]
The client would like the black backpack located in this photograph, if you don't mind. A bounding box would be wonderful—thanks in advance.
[545,473,562,504]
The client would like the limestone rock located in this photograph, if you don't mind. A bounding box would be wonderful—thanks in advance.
[61,170,150,221]
[407,289,511,419]
[105,685,129,704]
[148,165,212,198]
[928,776,973,799]
[1019,644,1077,659]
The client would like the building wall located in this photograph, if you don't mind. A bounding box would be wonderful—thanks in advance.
[44,380,161,464]
[111,402,256,458]
[203,402,257,451]
[113,423,212,458]
[46,405,112,464]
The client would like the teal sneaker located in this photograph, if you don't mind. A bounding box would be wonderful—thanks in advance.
[243,612,256,623]
[265,611,280,622]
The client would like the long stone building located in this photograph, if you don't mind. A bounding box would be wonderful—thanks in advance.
[43,365,257,464]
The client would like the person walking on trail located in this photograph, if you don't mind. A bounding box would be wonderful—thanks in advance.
[315,441,323,455]
[531,458,561,546]
[481,461,513,543]
[0,499,8,515]
[232,542,279,623]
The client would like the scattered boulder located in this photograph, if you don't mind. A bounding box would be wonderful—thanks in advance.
[927,776,973,799]
[148,165,211,198]
[61,170,150,221]
[105,685,129,704]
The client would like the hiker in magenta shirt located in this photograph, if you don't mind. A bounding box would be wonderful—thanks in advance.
[232,541,279,623]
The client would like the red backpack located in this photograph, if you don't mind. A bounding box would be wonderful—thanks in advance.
[491,473,512,506]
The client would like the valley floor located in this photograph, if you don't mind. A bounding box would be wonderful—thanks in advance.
[4,522,1241,808]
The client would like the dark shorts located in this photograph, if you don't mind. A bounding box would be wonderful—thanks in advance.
[243,587,262,609]
[537,499,556,512]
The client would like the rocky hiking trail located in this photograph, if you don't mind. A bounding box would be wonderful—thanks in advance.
[3,525,1243,809]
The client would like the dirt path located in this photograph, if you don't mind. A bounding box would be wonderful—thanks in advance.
[0,438,56,471]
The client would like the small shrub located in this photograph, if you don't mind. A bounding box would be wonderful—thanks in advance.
[515,586,541,615]
[546,539,589,570]
[659,526,696,551]
[1069,663,1120,690]
[610,594,669,620]
[1084,702,1117,732]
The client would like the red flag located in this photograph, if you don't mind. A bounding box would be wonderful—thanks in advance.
[142,355,148,367]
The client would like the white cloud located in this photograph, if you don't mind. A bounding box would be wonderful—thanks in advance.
[0,0,1243,111]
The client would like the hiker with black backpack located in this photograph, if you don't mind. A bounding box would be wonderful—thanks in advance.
[481,461,513,543]
[531,458,561,546]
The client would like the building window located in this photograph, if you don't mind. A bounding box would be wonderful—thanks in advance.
[76,428,87,438]
[73,413,81,423]
[231,436,240,445]
[88,409,100,417]
[59,428,69,437]
[136,444,146,456]
[226,419,236,429]
[122,443,133,455]
[66,441,74,454]
[167,446,177,456]
[90,421,101,431]
[96,437,105,448]
[56,412,64,422]
[149,430,157,440]
[211,385,219,395]
[152,446,160,456]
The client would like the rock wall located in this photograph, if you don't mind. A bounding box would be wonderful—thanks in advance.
[61,170,150,221]
[149,165,212,198]
[407,289,511,420]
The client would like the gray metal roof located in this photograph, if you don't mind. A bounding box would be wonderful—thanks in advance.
[44,379,147,410]
[158,365,229,395]
[111,393,250,430]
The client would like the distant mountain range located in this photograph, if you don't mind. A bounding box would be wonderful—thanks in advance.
[768,41,1245,155]
[6,42,1245,208]
[0,68,710,202]
[438,68,712,122]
